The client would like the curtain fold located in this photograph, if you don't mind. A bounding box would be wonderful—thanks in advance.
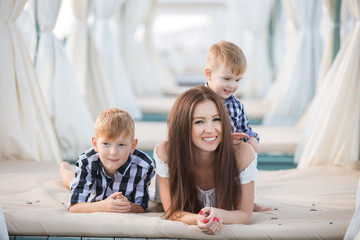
[263,0,323,125]
[236,0,274,98]
[317,0,336,90]
[92,0,142,119]
[0,0,62,163]
[34,0,94,160]
[295,0,360,168]
[66,0,117,119]
[121,0,163,96]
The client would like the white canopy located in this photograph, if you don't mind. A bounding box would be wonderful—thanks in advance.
[34,0,94,160]
[295,0,360,168]
[66,0,117,119]
[263,0,323,125]
[92,0,142,119]
[0,0,62,163]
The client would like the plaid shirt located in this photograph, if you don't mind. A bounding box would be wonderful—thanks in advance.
[225,95,259,142]
[68,148,155,211]
[204,82,259,142]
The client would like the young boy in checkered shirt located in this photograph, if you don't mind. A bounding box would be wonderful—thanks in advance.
[205,40,271,212]
[60,108,154,213]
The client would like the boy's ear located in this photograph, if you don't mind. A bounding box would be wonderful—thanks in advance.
[204,68,212,81]
[130,138,138,154]
[91,136,98,152]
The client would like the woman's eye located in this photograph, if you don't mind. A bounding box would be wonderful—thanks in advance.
[214,118,221,122]
[194,120,203,124]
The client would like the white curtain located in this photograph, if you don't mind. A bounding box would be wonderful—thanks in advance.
[0,0,62,163]
[66,0,117,119]
[263,0,323,125]
[142,0,178,95]
[92,0,142,119]
[224,0,245,48]
[295,0,360,168]
[317,0,338,90]
[236,0,273,98]
[121,0,162,96]
[16,2,36,60]
[34,0,94,160]
[341,0,357,45]
[344,178,360,240]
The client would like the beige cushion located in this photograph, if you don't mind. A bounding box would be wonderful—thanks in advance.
[1,159,359,239]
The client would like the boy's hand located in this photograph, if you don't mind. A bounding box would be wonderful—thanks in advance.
[247,137,259,153]
[232,132,250,145]
[101,192,131,213]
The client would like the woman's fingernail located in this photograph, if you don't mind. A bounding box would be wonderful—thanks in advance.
[213,217,217,222]
[203,219,207,223]
[199,210,203,215]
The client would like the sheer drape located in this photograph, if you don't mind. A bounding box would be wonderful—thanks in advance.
[263,0,323,125]
[142,0,177,95]
[295,0,360,168]
[236,0,273,98]
[34,0,93,160]
[317,0,337,90]
[92,0,142,119]
[66,0,116,119]
[121,0,162,96]
[0,0,62,163]
[344,178,360,240]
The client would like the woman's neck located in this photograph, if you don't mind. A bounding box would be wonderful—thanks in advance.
[193,149,216,168]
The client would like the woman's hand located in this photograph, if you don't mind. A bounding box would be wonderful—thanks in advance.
[197,207,223,235]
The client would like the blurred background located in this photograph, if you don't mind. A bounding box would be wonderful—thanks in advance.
[1,0,359,170]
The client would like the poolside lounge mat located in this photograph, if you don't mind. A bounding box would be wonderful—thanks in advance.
[0,159,359,239]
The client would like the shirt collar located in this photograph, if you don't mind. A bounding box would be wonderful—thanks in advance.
[97,155,132,178]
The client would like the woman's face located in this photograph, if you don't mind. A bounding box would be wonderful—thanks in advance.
[191,100,222,153]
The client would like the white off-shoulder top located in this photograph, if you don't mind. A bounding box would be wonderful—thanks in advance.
[153,143,259,208]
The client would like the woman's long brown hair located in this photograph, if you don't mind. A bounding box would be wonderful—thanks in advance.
[166,86,240,219]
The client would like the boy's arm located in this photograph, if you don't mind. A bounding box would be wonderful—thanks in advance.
[237,102,259,142]
[131,163,155,212]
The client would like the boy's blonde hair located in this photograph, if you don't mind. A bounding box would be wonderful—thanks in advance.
[95,108,135,140]
[206,40,247,76]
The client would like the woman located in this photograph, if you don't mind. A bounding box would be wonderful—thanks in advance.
[154,86,258,235]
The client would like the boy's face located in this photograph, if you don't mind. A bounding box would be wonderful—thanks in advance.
[205,65,243,100]
[92,132,138,178]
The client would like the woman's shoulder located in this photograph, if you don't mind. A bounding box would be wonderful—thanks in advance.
[154,141,169,164]
[235,142,256,173]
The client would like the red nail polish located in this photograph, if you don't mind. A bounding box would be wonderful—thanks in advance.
[203,219,207,223]
[213,217,217,222]
[199,210,203,215]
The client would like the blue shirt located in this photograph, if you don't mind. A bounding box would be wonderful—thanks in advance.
[68,148,155,211]
[224,94,259,142]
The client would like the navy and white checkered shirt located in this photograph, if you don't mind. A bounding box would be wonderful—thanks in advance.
[204,82,259,142]
[225,95,259,142]
[68,148,155,211]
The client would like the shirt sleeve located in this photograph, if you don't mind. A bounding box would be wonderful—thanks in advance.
[237,102,260,142]
[68,157,93,208]
[153,143,170,178]
[132,162,155,211]
[239,156,259,184]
